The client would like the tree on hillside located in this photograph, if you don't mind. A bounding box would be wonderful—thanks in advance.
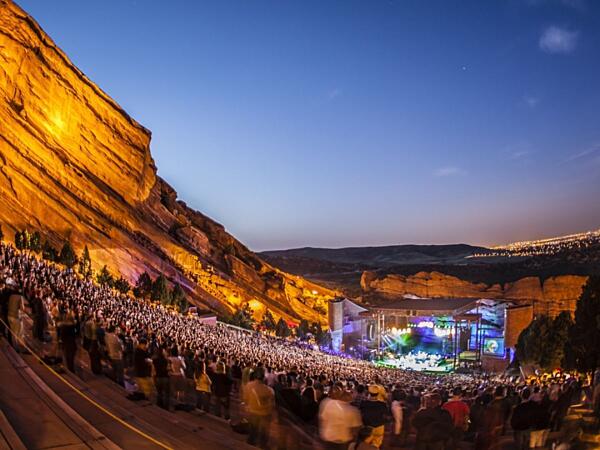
[14,230,22,249]
[566,276,600,372]
[30,231,41,253]
[59,241,78,269]
[15,230,27,250]
[230,303,255,330]
[178,297,189,312]
[297,319,310,340]
[42,240,58,262]
[171,283,187,311]
[311,322,324,340]
[22,230,31,249]
[309,321,330,347]
[78,245,93,279]
[544,311,573,369]
[516,311,574,370]
[260,310,276,332]
[0,224,3,241]
[516,315,553,366]
[151,274,171,305]
[114,276,131,294]
[229,303,254,330]
[275,318,291,338]
[133,272,153,299]
[96,265,114,287]
[317,330,332,348]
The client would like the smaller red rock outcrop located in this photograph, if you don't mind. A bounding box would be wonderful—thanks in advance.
[361,271,587,316]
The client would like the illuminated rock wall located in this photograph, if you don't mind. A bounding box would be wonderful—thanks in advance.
[0,0,335,323]
[361,270,587,316]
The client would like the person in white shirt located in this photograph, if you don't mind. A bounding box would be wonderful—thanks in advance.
[319,385,362,450]
[391,389,406,445]
[265,366,277,387]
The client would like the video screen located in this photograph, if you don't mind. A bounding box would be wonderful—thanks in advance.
[483,337,505,357]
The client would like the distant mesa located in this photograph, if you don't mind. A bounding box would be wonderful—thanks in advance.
[261,229,600,315]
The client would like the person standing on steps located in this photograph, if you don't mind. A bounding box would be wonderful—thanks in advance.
[442,387,470,450]
[30,288,45,341]
[244,367,275,448]
[412,393,454,450]
[194,361,212,413]
[212,361,233,420]
[319,385,362,450]
[105,325,124,386]
[57,306,78,372]
[359,385,389,449]
[0,278,11,342]
[152,346,170,410]
[133,337,153,400]
[168,346,187,407]
[7,278,25,352]
[83,312,101,374]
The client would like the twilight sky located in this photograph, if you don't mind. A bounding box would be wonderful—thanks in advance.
[18,0,600,250]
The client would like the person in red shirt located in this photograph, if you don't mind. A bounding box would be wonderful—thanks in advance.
[442,387,470,449]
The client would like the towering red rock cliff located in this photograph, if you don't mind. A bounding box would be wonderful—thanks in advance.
[0,0,335,323]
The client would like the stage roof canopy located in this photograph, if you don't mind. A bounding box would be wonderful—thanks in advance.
[367,297,480,316]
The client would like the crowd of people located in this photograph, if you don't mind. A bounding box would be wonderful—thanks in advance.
[378,351,447,372]
[0,241,598,449]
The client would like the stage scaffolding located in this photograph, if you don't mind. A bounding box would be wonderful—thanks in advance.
[363,298,505,369]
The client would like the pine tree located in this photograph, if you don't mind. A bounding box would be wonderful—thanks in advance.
[516,315,553,366]
[151,274,171,305]
[96,265,114,287]
[133,272,153,299]
[231,303,255,329]
[114,276,131,294]
[275,318,291,338]
[59,241,78,269]
[14,230,24,250]
[0,224,4,241]
[311,322,324,338]
[78,245,93,279]
[544,311,573,369]
[178,297,189,312]
[171,283,187,311]
[30,231,42,253]
[311,322,330,347]
[566,276,600,372]
[317,330,332,348]
[22,230,31,250]
[297,319,310,340]
[42,240,58,262]
[260,310,276,332]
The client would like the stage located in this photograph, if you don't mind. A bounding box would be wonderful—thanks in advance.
[362,298,510,372]
[327,296,532,372]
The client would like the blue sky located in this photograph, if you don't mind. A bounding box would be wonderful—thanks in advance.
[18,0,600,250]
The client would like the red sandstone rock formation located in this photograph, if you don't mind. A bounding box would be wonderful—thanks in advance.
[0,0,335,323]
[361,270,587,316]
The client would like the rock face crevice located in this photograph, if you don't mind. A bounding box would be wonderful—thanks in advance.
[0,0,334,323]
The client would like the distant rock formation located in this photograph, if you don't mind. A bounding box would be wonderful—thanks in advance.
[361,271,587,316]
[0,0,335,323]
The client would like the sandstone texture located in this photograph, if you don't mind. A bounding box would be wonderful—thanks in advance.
[361,271,587,316]
[0,0,335,323]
